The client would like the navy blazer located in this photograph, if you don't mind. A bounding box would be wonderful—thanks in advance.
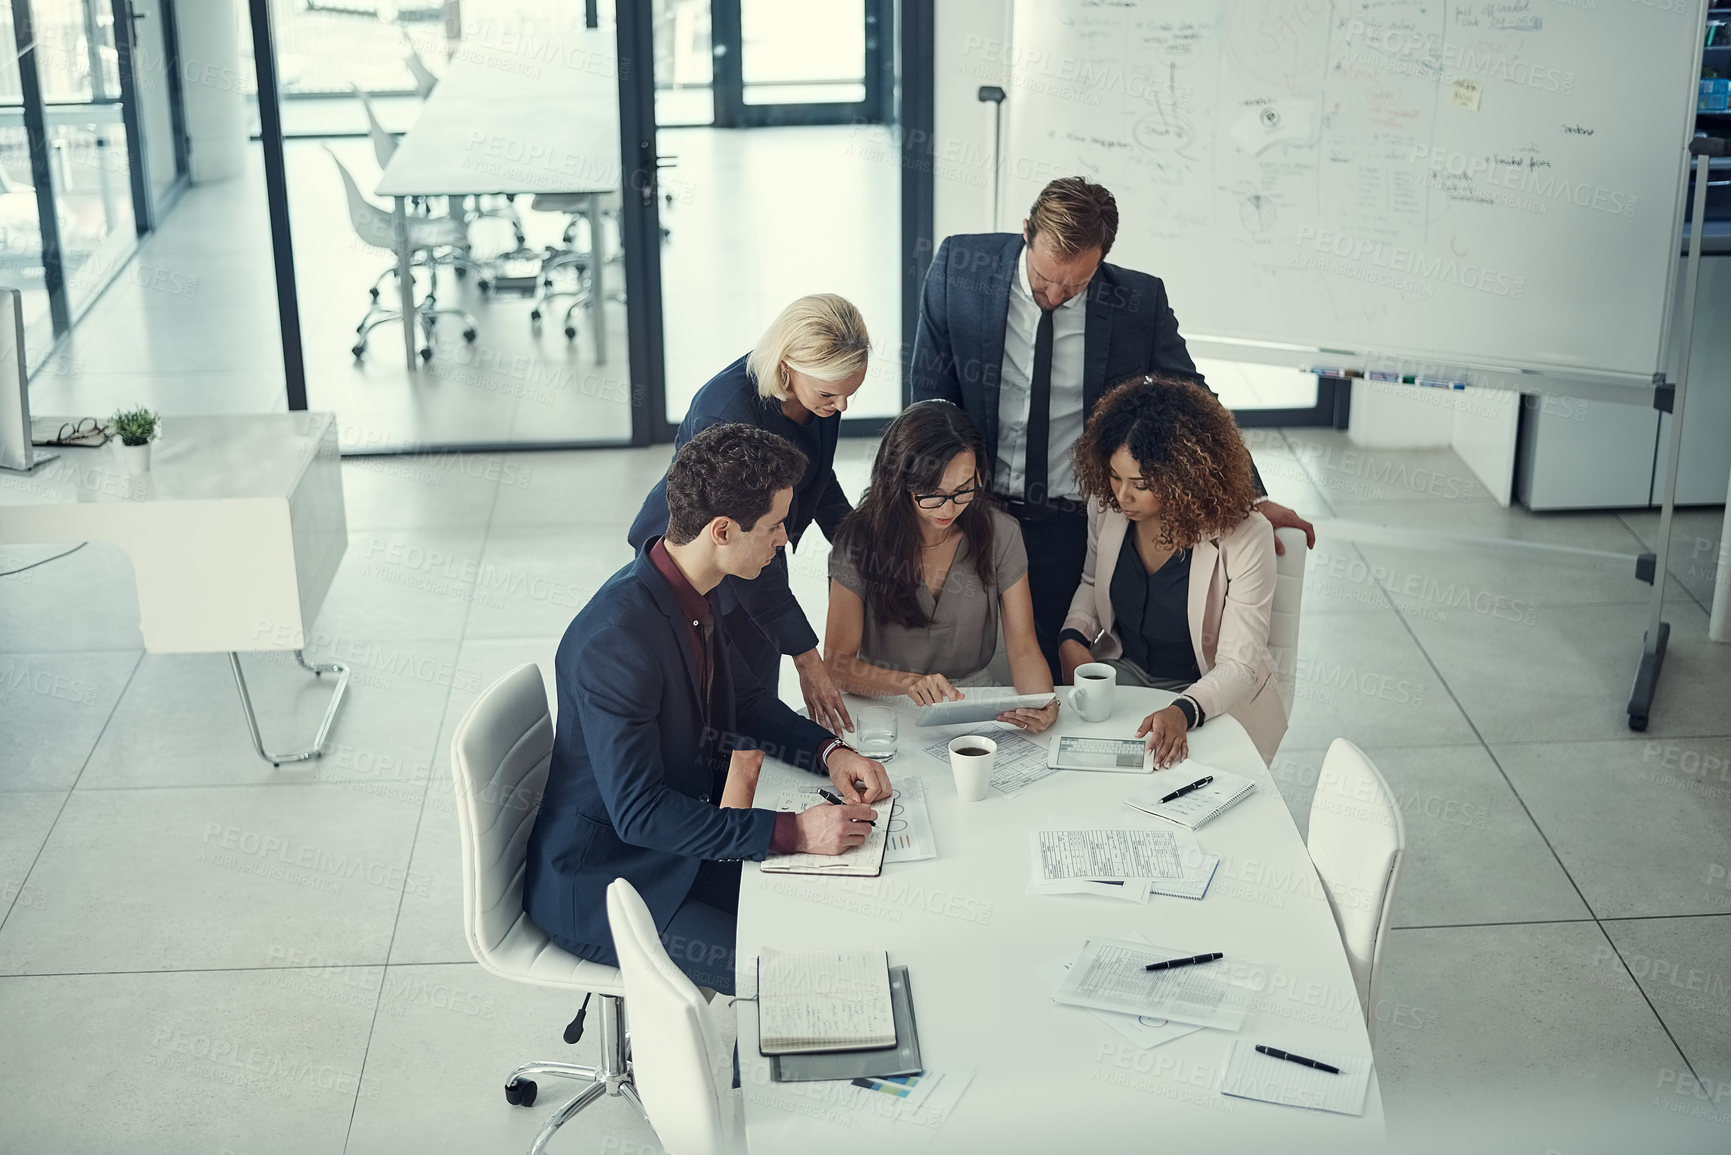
[909,233,1202,483]
[523,546,834,951]
[628,355,853,657]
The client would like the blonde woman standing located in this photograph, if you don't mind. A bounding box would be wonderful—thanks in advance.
[629,293,871,735]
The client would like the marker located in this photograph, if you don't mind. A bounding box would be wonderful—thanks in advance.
[1160,775,1213,803]
[1256,1045,1341,1074]
[1415,377,1467,391]
[1144,951,1224,972]
[1302,367,1362,379]
[817,789,875,825]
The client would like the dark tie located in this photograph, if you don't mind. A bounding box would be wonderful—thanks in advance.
[1024,307,1055,505]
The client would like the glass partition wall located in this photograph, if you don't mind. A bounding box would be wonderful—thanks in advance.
[269,0,639,450]
[3,0,187,378]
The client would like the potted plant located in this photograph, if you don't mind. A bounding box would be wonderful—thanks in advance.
[111,406,160,475]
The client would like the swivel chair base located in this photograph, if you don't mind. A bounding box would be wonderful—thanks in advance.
[503,994,647,1155]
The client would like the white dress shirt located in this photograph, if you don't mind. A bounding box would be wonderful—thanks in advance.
[995,246,1088,502]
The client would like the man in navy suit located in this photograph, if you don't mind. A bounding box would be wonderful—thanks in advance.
[911,176,1315,676]
[525,423,889,994]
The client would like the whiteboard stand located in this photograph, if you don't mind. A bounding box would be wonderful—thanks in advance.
[1628,137,1724,730]
[977,85,1005,230]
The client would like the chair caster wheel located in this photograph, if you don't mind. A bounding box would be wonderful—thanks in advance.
[368,288,379,301]
[504,1078,537,1107]
[419,347,433,362]
[530,309,542,322]
[351,345,365,359]
[564,326,576,340]
[454,266,467,278]
[1629,713,1649,732]
[463,328,477,342]
[478,280,491,293]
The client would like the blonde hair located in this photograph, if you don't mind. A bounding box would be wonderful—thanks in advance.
[746,293,871,401]
[1026,177,1119,258]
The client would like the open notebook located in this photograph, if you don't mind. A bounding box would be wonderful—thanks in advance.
[758,948,896,1055]
[758,787,888,877]
[1125,765,1256,830]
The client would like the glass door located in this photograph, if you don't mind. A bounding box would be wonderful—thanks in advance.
[648,0,901,432]
[267,0,642,449]
[29,0,140,317]
[0,6,53,365]
[710,0,888,128]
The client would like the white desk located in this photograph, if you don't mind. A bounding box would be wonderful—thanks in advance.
[375,31,622,369]
[737,688,1385,1153]
[0,413,350,765]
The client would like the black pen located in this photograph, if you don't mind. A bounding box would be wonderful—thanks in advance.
[1255,1045,1340,1074]
[1160,775,1213,804]
[817,789,876,825]
[1143,951,1223,972]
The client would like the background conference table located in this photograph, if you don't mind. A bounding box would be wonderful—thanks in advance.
[375,25,622,369]
[737,687,1386,1152]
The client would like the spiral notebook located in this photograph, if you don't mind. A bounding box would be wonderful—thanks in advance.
[1124,766,1256,830]
[758,787,888,877]
[757,948,896,1055]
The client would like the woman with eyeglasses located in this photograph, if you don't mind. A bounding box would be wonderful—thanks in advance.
[1062,374,1287,766]
[823,401,1059,733]
[629,293,869,735]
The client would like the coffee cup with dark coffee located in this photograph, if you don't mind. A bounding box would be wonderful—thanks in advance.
[947,735,996,802]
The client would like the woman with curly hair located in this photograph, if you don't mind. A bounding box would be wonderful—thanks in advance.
[824,401,1059,733]
[1061,374,1287,765]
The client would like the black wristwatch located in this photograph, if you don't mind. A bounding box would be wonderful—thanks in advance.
[1059,628,1093,650]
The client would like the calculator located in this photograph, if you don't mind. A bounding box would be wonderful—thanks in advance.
[1047,736,1154,773]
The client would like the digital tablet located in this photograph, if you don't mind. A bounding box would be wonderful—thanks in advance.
[1046,735,1154,773]
[914,692,1055,728]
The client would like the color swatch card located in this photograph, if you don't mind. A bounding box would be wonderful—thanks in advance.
[1217,1039,1373,1116]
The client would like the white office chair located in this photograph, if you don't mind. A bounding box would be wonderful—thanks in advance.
[606,879,742,1155]
[526,193,599,340]
[1268,525,1308,717]
[451,663,651,1155]
[1306,737,1405,1047]
[403,38,440,99]
[326,148,479,362]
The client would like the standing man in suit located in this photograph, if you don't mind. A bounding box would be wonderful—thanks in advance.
[911,176,1316,676]
[525,423,890,994]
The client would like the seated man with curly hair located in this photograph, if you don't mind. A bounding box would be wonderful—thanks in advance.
[1060,374,1287,766]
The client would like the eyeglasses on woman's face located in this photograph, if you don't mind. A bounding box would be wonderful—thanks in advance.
[911,484,979,510]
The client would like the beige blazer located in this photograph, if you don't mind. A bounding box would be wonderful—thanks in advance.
[1062,500,1288,764]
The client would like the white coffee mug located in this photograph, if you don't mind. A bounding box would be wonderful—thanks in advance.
[947,735,996,802]
[1070,662,1117,723]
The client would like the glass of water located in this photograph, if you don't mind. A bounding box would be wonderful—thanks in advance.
[849,706,898,761]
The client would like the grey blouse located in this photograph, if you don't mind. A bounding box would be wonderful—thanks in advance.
[830,507,1028,681]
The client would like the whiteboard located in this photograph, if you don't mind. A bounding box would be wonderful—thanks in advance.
[1000,0,1705,383]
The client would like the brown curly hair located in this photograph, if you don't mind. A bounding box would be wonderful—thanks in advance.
[1072,374,1259,549]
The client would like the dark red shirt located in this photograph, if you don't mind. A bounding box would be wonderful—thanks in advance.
[649,538,803,853]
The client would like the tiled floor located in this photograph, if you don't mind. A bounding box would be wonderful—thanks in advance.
[3,425,1728,1153]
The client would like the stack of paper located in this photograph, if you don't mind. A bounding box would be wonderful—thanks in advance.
[920,727,1060,795]
[773,1064,977,1136]
[1051,937,1254,1031]
[1027,826,1215,902]
[882,776,936,864]
[1217,1040,1373,1115]
[1035,937,1204,1050]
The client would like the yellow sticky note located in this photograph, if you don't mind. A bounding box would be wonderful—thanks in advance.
[1451,77,1483,111]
